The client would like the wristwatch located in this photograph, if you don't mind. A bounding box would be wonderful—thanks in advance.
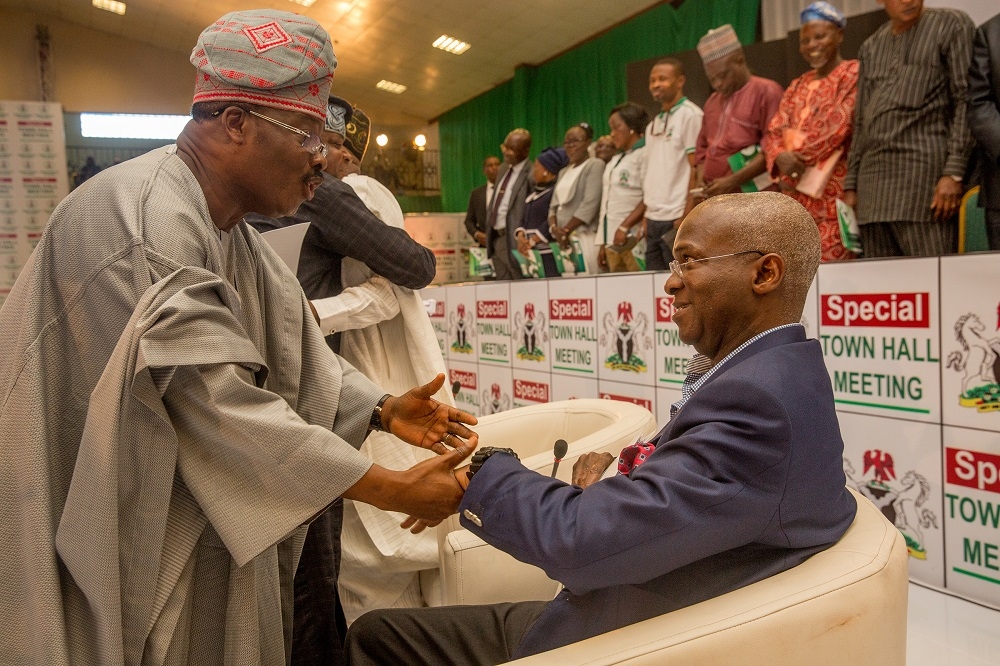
[467,447,519,480]
[369,394,391,432]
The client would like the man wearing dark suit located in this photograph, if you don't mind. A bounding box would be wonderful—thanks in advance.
[464,155,501,247]
[486,129,533,280]
[970,11,1000,250]
[345,192,856,664]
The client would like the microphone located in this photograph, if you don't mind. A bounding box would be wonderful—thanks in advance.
[550,439,568,478]
[451,380,462,398]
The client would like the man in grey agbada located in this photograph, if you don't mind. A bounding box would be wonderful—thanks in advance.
[0,9,477,665]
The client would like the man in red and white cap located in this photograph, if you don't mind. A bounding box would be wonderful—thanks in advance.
[0,9,477,665]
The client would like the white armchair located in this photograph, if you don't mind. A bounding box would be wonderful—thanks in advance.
[504,489,908,665]
[436,399,657,606]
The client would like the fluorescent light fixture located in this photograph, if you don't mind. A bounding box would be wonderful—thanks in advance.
[376,80,407,94]
[375,134,389,147]
[92,0,126,15]
[432,35,471,55]
[80,113,190,140]
[288,0,318,7]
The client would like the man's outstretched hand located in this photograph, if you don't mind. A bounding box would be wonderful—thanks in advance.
[344,433,479,523]
[381,373,478,454]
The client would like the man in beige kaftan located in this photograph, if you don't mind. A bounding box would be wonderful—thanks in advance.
[0,10,476,666]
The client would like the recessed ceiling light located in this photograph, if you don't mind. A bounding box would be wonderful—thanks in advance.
[376,80,407,94]
[288,0,318,7]
[92,0,126,15]
[432,35,471,55]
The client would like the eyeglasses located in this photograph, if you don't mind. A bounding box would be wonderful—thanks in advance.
[246,110,328,158]
[668,250,765,278]
[563,138,587,146]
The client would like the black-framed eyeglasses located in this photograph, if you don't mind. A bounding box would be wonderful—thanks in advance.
[668,250,765,278]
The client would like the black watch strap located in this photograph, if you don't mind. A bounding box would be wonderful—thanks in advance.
[468,447,519,480]
[369,394,391,432]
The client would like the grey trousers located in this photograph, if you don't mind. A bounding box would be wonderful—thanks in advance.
[344,601,548,666]
[489,229,522,281]
[987,208,1000,251]
[858,220,957,257]
[645,218,677,271]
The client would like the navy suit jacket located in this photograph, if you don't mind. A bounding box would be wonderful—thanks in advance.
[459,325,856,658]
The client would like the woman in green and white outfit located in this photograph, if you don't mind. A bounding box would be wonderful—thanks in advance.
[596,102,649,272]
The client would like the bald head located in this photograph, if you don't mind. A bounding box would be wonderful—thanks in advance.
[502,129,531,164]
[691,192,820,319]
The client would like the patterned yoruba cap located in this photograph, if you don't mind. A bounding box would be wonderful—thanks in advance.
[191,9,337,122]
[344,106,371,162]
[697,24,742,64]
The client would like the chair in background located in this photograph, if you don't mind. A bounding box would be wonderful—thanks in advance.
[959,186,988,253]
[436,399,657,606]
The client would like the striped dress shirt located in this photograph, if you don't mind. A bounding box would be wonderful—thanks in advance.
[845,8,975,225]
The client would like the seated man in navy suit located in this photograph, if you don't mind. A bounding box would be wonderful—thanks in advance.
[345,192,857,665]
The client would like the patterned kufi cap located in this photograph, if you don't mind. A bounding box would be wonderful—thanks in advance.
[191,9,337,122]
[697,24,742,64]
[325,95,353,135]
[344,106,371,162]
[800,2,847,28]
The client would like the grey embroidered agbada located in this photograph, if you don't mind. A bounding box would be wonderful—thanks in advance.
[0,146,383,665]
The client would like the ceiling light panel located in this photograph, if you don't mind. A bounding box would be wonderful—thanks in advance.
[288,0,319,7]
[432,35,471,55]
[376,80,407,94]
[92,0,126,15]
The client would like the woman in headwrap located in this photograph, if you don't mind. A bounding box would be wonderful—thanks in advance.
[515,146,569,277]
[762,1,859,261]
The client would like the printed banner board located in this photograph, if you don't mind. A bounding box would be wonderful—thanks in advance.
[448,360,480,417]
[476,281,511,366]
[548,276,599,378]
[420,286,448,362]
[512,368,552,409]
[551,374,598,402]
[404,213,468,285]
[446,284,477,362]
[654,284,696,389]
[943,426,1000,608]
[510,280,551,372]
[598,380,656,418]
[802,277,819,340]
[656,387,682,430]
[817,258,941,423]
[478,363,513,416]
[0,101,68,308]
[838,412,945,587]
[939,254,1000,430]
[597,273,655,386]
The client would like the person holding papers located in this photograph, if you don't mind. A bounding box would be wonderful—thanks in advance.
[763,2,859,262]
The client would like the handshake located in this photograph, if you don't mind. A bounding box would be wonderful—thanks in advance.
[342,373,480,533]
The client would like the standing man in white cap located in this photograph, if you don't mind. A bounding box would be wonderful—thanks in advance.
[0,9,477,665]
[693,24,783,200]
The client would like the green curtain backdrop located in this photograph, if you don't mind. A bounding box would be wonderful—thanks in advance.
[439,0,760,212]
